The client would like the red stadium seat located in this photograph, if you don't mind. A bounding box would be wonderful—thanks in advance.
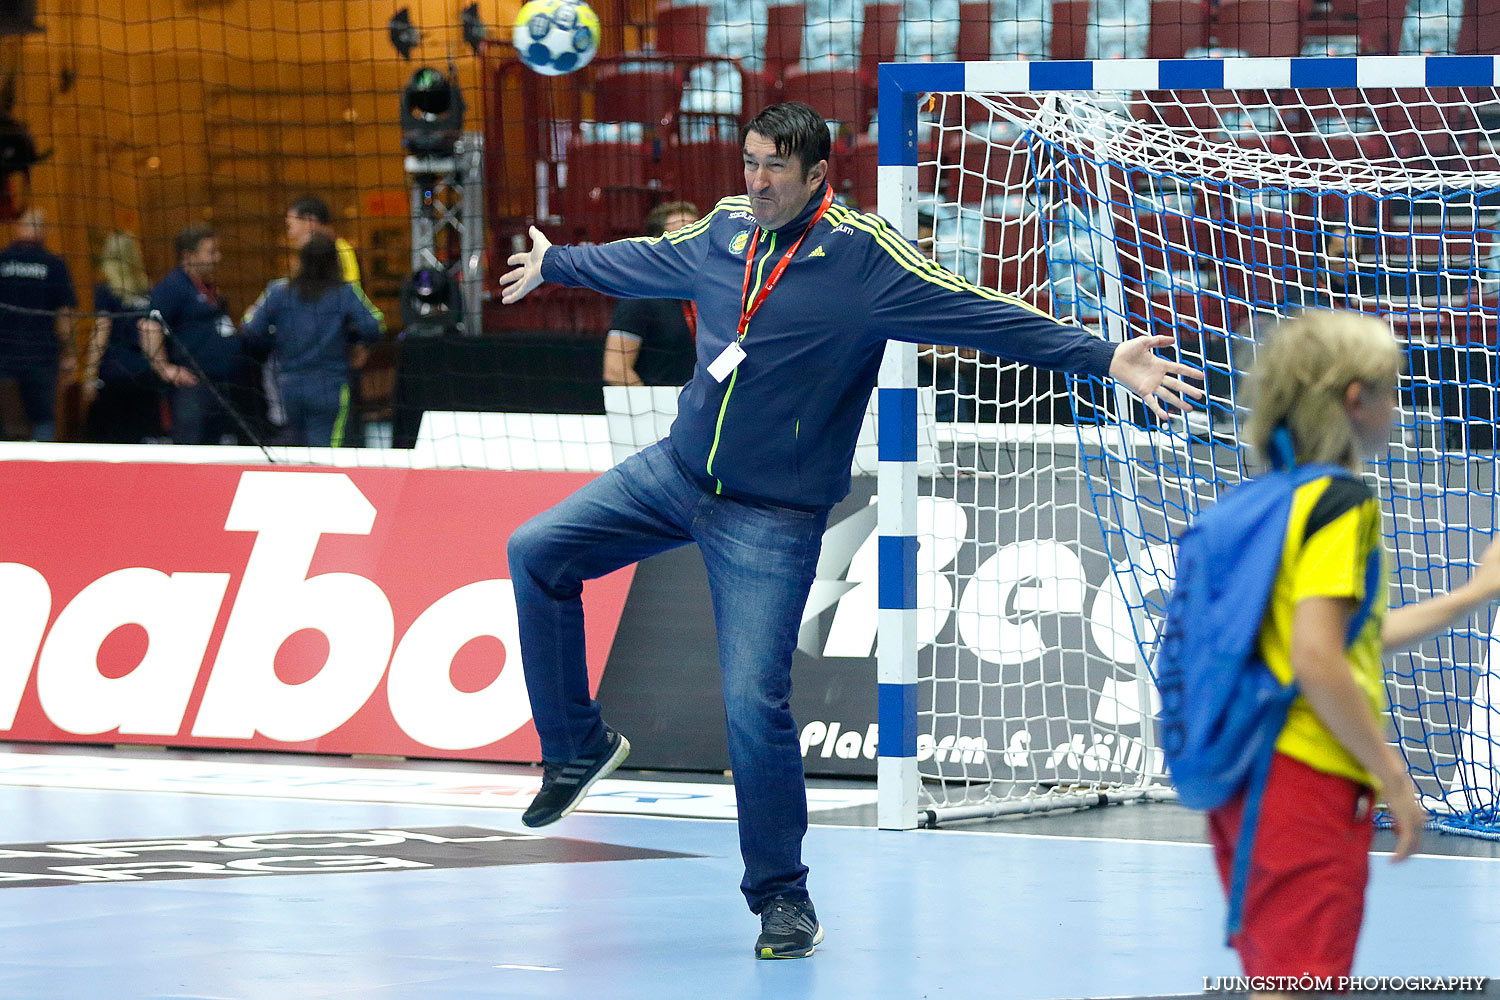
[1051,0,1090,59]
[1123,214,1216,277]
[1348,0,1410,53]
[940,132,1032,205]
[1459,0,1500,53]
[653,2,708,58]
[1296,88,1398,160]
[1459,0,1499,53]
[1148,0,1208,58]
[838,137,879,212]
[781,67,872,131]
[558,139,665,243]
[1382,87,1467,160]
[979,219,1047,292]
[957,1,992,60]
[765,3,805,83]
[665,138,744,217]
[836,136,938,214]
[860,2,901,78]
[592,60,683,128]
[1211,0,1304,57]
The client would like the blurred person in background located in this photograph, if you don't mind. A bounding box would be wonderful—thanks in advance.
[241,233,381,447]
[84,231,163,443]
[603,201,700,387]
[139,224,247,445]
[283,194,384,444]
[0,209,77,441]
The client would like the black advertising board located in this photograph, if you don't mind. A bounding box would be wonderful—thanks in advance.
[600,459,1172,783]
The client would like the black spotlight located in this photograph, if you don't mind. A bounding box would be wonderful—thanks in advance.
[399,66,465,156]
[461,3,486,58]
[400,267,463,337]
[387,8,421,60]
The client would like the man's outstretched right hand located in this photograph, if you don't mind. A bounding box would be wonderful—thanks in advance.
[499,225,553,304]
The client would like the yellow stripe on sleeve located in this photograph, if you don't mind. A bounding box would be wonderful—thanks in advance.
[825,204,1055,320]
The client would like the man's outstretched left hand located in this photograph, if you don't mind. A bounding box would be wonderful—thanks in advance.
[1108,334,1206,421]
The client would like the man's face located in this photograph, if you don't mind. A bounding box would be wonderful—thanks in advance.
[663,210,697,234]
[1324,226,1353,273]
[184,237,221,279]
[743,130,827,231]
[286,212,317,248]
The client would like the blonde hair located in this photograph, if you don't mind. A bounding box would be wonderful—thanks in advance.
[98,231,149,299]
[1247,310,1402,473]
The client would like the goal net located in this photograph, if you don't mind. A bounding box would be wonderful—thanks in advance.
[879,57,1500,835]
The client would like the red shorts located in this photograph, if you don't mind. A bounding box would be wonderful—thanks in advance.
[1208,752,1374,979]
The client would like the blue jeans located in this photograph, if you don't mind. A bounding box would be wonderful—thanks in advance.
[279,375,351,447]
[507,440,828,913]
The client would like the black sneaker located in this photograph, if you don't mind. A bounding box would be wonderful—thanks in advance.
[754,897,824,959]
[521,729,631,828]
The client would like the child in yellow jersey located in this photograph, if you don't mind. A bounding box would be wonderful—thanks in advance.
[1209,310,1500,997]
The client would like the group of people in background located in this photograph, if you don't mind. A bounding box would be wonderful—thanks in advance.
[0,196,383,448]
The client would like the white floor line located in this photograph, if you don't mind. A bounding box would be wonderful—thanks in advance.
[0,749,875,822]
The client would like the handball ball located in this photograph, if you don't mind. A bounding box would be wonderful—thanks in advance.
[513,0,602,76]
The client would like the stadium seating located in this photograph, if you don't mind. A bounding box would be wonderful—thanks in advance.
[1051,0,1091,59]
[1147,0,1207,58]
[979,218,1047,291]
[557,138,666,244]
[956,1,993,60]
[764,3,805,82]
[860,2,902,79]
[543,1,1496,255]
[1211,0,1305,57]
[592,60,683,129]
[654,1,709,58]
[1458,0,1500,54]
[781,66,873,132]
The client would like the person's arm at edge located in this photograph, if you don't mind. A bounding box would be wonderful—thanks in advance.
[240,283,278,354]
[603,332,644,386]
[1290,595,1424,861]
[1383,537,1500,652]
[83,309,109,407]
[343,284,383,345]
[53,262,78,378]
[139,287,198,388]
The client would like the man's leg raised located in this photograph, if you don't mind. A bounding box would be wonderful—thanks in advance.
[507,442,697,821]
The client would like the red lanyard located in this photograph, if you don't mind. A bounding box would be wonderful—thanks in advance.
[736,186,834,342]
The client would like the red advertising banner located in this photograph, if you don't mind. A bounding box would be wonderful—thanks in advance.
[0,462,633,762]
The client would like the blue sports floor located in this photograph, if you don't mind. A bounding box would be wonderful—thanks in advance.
[1,748,1497,1000]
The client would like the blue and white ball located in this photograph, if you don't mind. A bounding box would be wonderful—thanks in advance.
[513,0,602,76]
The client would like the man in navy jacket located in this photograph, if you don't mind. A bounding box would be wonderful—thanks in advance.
[139,224,246,445]
[0,209,76,441]
[500,102,1200,959]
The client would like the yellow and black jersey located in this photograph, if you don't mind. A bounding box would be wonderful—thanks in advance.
[1257,474,1387,786]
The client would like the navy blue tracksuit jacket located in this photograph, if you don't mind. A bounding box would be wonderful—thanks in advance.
[543,185,1117,510]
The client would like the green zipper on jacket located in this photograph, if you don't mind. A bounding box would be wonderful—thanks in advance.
[707,231,776,491]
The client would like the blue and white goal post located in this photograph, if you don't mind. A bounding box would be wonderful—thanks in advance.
[874,56,1500,834]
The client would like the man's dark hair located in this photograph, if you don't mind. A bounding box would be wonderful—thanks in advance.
[174,223,215,260]
[292,233,343,302]
[643,200,699,238]
[741,102,830,180]
[288,195,332,225]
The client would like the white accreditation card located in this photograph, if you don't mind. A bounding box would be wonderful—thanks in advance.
[707,340,747,382]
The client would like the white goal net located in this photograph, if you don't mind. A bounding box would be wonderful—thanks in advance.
[898,63,1500,833]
